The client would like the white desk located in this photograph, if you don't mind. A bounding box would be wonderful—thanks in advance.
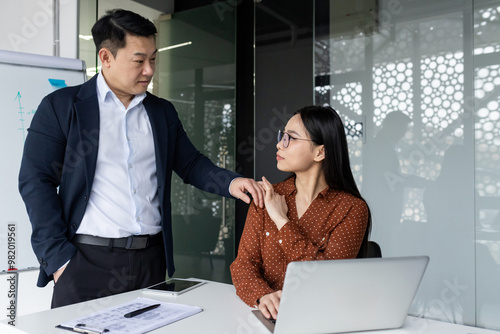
[2,280,500,334]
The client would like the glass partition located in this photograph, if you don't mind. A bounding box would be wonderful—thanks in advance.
[316,0,500,329]
[78,0,98,78]
[157,5,236,283]
[473,1,500,329]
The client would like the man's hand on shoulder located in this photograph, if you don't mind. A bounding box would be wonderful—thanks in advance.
[230,177,264,208]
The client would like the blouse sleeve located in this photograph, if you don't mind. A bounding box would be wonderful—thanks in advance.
[278,197,369,262]
[230,202,275,307]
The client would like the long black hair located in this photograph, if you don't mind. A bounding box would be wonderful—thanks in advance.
[289,105,372,257]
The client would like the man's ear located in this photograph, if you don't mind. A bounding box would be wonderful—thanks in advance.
[314,145,325,162]
[98,48,113,68]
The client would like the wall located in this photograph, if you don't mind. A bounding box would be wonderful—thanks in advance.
[0,0,77,58]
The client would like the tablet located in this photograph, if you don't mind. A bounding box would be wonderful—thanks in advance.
[143,278,206,296]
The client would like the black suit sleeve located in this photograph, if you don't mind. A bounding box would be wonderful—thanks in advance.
[18,95,76,282]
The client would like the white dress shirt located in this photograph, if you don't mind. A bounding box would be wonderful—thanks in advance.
[77,72,161,237]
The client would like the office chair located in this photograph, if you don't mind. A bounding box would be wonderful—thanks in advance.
[366,241,382,258]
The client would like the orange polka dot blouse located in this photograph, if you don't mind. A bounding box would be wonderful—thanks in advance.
[230,177,369,307]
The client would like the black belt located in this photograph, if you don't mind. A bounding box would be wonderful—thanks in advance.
[73,233,163,249]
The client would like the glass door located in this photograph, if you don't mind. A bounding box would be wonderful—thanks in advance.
[156,4,236,283]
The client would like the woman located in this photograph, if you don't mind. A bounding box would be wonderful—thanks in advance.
[230,105,371,320]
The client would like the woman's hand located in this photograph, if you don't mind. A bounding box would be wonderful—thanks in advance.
[258,290,282,319]
[262,177,289,230]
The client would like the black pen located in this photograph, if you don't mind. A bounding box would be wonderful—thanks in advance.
[73,323,109,333]
[124,303,161,318]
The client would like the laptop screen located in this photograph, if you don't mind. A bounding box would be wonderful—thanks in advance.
[253,256,429,334]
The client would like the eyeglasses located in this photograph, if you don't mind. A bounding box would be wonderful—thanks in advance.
[277,130,315,148]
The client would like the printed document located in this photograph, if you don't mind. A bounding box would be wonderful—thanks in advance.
[56,297,202,334]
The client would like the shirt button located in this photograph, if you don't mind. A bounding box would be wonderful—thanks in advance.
[128,163,132,168]
[133,189,137,194]
[136,217,141,222]
[278,239,282,244]
[266,232,270,236]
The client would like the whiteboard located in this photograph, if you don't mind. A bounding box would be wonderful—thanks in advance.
[0,50,86,271]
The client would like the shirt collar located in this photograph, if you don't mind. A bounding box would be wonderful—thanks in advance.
[283,177,297,197]
[96,72,147,108]
[318,186,334,203]
[283,176,336,203]
[96,72,112,103]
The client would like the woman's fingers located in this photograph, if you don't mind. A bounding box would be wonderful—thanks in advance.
[258,291,281,319]
[261,176,273,192]
[262,176,276,201]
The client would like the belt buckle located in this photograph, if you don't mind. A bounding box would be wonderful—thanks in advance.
[125,235,149,249]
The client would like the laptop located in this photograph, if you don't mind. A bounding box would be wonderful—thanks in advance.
[252,256,429,334]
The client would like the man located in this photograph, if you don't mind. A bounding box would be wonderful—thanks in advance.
[18,9,263,308]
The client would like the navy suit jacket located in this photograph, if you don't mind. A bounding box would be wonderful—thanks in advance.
[19,75,240,287]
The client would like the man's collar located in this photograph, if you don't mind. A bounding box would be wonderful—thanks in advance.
[96,72,146,106]
[96,72,112,103]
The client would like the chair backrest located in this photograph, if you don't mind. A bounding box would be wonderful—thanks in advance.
[366,241,382,258]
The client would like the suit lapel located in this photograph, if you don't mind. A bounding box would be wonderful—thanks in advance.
[143,95,174,276]
[143,95,168,187]
[74,76,100,190]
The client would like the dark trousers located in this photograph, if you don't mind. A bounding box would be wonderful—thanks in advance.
[51,241,166,308]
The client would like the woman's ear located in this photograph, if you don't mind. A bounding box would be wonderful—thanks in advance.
[314,145,325,162]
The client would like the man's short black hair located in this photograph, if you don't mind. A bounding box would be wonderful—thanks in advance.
[91,9,157,57]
